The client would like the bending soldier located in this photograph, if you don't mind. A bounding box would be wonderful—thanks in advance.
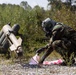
[36,18,76,65]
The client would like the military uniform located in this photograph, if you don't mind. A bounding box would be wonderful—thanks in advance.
[51,23,76,65]
[37,20,76,65]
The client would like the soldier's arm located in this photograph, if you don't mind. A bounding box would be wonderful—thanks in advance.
[51,24,64,41]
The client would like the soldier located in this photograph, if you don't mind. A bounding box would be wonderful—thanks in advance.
[36,18,76,66]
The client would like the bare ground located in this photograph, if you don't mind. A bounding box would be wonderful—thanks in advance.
[0,58,76,75]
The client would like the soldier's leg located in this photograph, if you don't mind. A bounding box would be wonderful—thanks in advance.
[39,46,53,64]
[52,40,63,55]
[52,40,75,65]
[61,39,75,65]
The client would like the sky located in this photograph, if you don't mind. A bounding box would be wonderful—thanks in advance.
[0,0,49,9]
[61,0,69,3]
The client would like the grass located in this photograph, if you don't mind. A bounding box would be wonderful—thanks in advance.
[0,50,62,65]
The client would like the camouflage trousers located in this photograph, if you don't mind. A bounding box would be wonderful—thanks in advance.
[52,39,75,66]
[38,38,76,66]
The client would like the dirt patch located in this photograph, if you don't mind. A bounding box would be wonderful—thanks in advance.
[0,57,76,75]
[0,62,76,75]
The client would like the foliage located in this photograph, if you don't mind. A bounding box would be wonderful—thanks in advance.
[0,3,46,59]
[0,0,76,64]
[20,1,32,10]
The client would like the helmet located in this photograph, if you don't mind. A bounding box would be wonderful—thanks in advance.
[42,18,56,33]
